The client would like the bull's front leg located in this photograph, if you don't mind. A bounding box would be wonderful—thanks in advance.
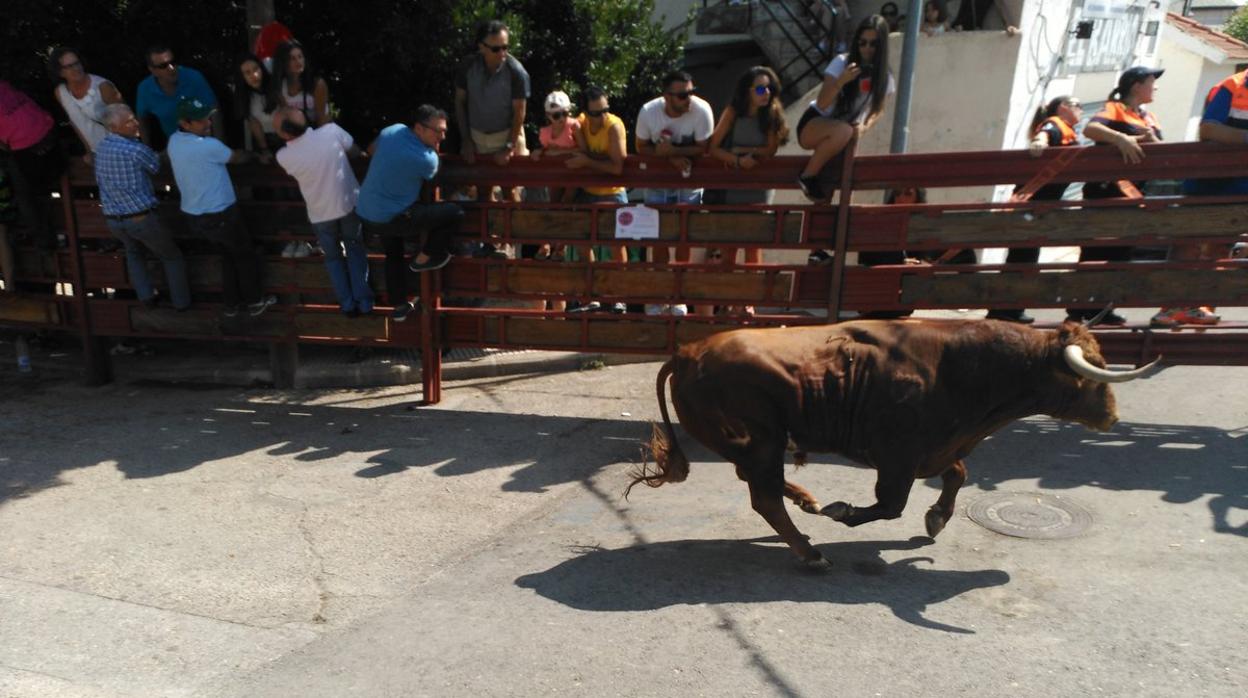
[821,471,914,527]
[924,459,967,537]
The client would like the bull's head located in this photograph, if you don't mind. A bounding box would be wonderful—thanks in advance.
[1053,323,1161,431]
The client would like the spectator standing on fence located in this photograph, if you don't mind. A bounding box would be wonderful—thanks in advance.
[167,96,274,318]
[708,65,788,283]
[987,95,1083,324]
[135,45,219,147]
[270,41,331,127]
[49,47,123,165]
[796,15,894,202]
[356,104,464,323]
[1067,67,1164,325]
[273,108,373,318]
[950,0,1018,34]
[0,79,65,249]
[233,53,281,161]
[94,104,191,311]
[531,90,580,261]
[455,19,531,217]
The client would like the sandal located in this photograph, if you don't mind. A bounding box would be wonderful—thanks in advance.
[807,249,833,266]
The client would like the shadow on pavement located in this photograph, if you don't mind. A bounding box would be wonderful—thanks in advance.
[515,535,1008,633]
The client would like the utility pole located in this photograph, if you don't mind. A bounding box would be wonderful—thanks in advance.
[246,0,275,48]
[889,0,923,154]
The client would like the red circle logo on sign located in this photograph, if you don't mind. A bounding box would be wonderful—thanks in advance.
[619,211,634,226]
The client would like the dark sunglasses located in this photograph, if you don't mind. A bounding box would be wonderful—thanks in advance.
[752,85,772,96]
[585,108,609,117]
[858,39,879,48]
[547,111,568,120]
[59,60,83,71]
[418,122,448,136]
[1065,101,1083,109]
[666,89,696,99]
[151,60,175,70]
[481,42,509,53]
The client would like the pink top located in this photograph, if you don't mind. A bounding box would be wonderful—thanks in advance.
[539,120,579,150]
[0,80,54,151]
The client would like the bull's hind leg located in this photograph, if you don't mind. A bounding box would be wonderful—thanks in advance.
[924,459,967,538]
[784,481,821,515]
[737,459,830,571]
[821,470,915,528]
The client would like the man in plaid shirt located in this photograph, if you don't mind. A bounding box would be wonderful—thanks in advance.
[94,103,191,310]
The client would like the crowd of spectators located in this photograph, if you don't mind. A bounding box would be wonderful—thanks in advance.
[0,6,1243,330]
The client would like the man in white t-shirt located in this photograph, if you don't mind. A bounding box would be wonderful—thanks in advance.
[635,70,714,315]
[274,108,374,316]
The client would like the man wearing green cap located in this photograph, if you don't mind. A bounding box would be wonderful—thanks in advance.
[168,95,275,317]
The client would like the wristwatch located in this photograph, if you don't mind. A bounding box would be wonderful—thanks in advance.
[504,141,515,151]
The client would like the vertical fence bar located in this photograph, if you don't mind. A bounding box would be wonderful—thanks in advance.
[62,174,112,384]
[826,138,858,322]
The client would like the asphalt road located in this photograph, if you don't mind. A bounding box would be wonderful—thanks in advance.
[1,347,1246,697]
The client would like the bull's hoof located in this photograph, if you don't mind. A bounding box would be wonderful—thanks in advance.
[799,552,833,573]
[821,501,853,521]
[797,499,822,515]
[924,508,948,538]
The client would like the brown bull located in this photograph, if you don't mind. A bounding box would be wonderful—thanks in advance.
[629,319,1160,570]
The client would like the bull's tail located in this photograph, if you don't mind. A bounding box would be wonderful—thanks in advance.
[625,359,691,498]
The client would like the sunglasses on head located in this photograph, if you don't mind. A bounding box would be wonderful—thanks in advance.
[60,60,83,71]
[752,85,772,96]
[151,60,175,70]
[858,39,878,47]
[667,89,695,99]
[585,108,609,117]
[547,111,567,120]
[1066,101,1082,109]
[481,42,509,53]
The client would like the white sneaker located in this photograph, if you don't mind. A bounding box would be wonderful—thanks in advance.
[669,304,688,316]
[292,242,313,258]
[281,241,297,258]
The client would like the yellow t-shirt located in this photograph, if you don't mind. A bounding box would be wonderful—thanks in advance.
[577,112,626,196]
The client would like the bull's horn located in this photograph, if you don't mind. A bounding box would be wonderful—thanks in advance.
[1063,345,1162,383]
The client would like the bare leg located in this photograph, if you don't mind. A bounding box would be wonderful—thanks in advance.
[925,459,967,538]
[798,118,854,179]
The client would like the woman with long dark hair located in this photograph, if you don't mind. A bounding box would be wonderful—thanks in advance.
[232,53,280,160]
[270,40,330,126]
[48,47,123,164]
[795,15,893,201]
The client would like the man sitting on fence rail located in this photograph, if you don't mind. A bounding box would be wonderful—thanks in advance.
[94,103,191,311]
[356,104,463,323]
[167,96,275,318]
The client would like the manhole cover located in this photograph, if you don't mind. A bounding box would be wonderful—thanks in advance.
[966,492,1093,539]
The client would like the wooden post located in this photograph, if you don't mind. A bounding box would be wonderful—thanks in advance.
[269,340,298,388]
[419,268,442,405]
[61,174,112,385]
[826,137,859,323]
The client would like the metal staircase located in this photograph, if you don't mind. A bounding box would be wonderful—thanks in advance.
[696,0,834,102]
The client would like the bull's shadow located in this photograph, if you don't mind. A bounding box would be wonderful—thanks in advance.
[515,536,1009,633]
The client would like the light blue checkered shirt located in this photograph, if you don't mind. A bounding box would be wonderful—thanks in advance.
[94,133,160,216]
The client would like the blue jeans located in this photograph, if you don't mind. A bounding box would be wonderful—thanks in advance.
[312,212,374,314]
[105,211,191,309]
[643,188,703,205]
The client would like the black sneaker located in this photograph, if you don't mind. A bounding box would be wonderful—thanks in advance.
[222,305,240,318]
[797,175,825,202]
[247,295,277,317]
[141,292,161,309]
[409,252,452,273]
[391,300,417,322]
[986,310,1035,324]
[808,249,833,266]
[568,301,601,314]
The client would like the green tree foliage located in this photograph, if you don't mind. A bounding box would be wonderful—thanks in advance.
[1,0,685,151]
[1223,6,1248,45]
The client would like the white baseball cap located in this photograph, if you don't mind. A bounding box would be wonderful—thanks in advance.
[544,90,571,113]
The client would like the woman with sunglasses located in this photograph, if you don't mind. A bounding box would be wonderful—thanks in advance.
[270,40,330,126]
[796,15,894,201]
[48,47,123,165]
[531,90,581,262]
[708,66,789,292]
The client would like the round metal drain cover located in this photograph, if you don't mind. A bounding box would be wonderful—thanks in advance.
[967,492,1092,539]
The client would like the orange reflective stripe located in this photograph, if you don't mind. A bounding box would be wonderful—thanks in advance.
[1040,116,1078,145]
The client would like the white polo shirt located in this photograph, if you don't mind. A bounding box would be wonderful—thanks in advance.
[275,123,359,224]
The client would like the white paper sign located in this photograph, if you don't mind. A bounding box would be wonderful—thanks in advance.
[614,205,660,240]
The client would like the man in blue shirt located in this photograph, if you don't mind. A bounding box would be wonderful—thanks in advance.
[93,103,190,310]
[168,96,274,317]
[135,45,219,147]
[356,104,463,321]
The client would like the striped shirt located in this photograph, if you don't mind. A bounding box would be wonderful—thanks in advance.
[94,133,160,216]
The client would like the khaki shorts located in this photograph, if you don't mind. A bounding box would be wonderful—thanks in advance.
[470,128,528,156]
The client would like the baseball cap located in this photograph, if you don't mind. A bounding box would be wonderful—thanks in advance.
[1117,66,1164,95]
[544,90,571,113]
[177,95,215,121]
